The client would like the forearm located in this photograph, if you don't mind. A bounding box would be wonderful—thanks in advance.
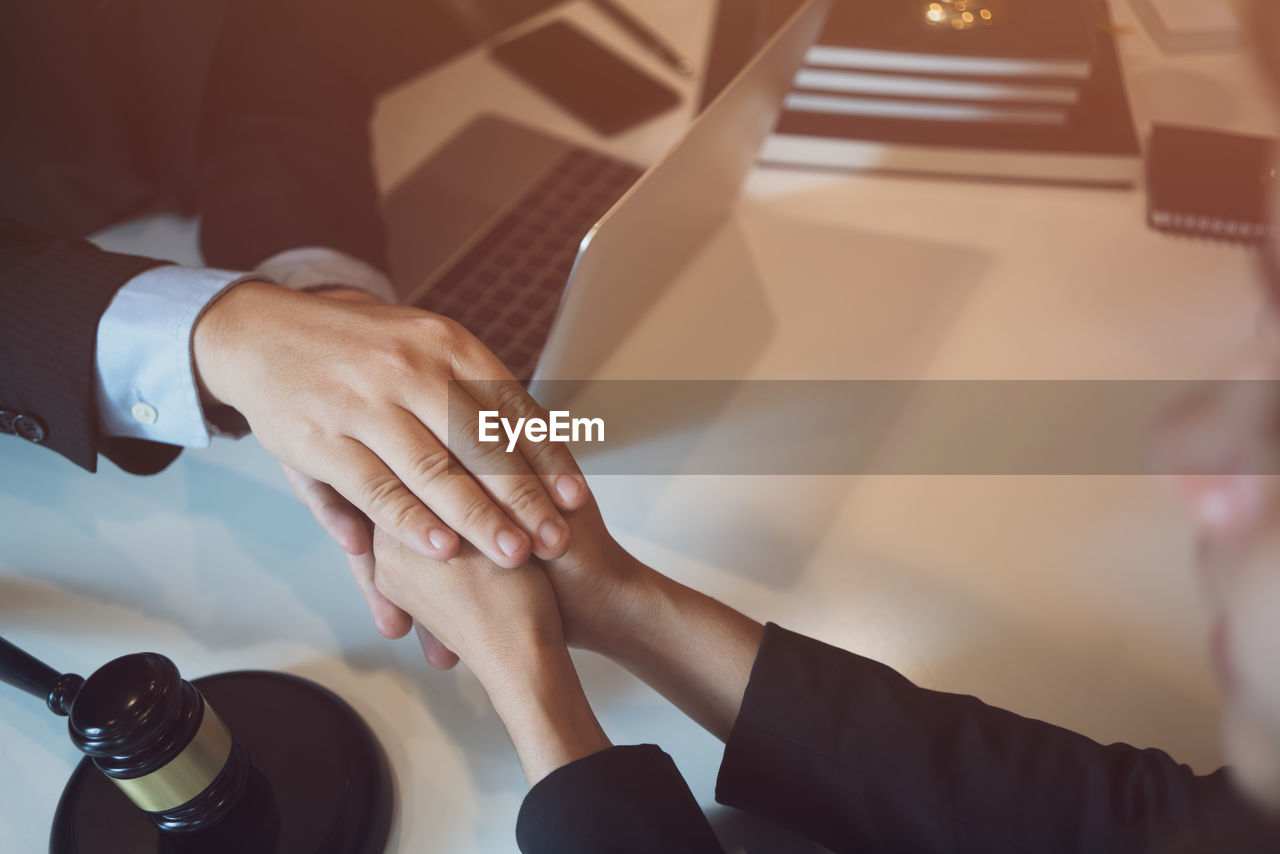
[482,640,612,786]
[594,563,764,743]
[551,513,1254,853]
[714,625,1254,854]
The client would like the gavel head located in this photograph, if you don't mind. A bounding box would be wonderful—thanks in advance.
[67,652,250,832]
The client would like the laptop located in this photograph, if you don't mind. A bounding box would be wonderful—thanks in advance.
[382,0,830,387]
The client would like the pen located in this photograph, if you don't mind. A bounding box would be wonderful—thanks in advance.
[589,0,694,77]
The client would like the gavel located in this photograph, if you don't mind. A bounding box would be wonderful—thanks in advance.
[0,638,250,831]
[0,635,392,854]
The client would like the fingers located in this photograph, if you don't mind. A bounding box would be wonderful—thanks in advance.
[449,364,591,516]
[355,407,541,569]
[439,388,572,561]
[475,380,590,513]
[462,378,591,515]
[281,464,374,555]
[415,622,460,671]
[237,302,591,569]
[282,462,419,643]
[344,550,414,640]
[319,437,463,561]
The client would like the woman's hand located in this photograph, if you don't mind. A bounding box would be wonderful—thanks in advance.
[370,529,611,784]
[545,497,764,742]
[540,494,659,656]
[370,528,563,678]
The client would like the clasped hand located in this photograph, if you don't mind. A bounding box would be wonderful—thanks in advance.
[370,496,647,784]
[370,493,646,675]
[370,490,764,783]
[191,281,592,644]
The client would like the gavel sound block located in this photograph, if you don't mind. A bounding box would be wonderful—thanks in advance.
[0,637,392,854]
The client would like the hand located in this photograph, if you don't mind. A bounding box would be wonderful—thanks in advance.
[545,497,763,742]
[541,494,657,655]
[371,528,610,784]
[279,461,459,668]
[266,287,452,665]
[370,528,564,681]
[192,281,590,571]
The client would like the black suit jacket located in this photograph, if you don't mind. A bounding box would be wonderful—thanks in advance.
[0,0,470,474]
[515,625,1275,853]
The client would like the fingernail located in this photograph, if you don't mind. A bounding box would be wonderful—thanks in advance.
[539,519,567,550]
[428,528,454,551]
[497,529,526,559]
[556,476,584,504]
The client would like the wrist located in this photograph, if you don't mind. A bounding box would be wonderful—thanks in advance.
[481,638,611,785]
[191,279,281,409]
[468,626,568,696]
[578,557,666,659]
[597,571,764,742]
[480,634,573,710]
[549,538,666,658]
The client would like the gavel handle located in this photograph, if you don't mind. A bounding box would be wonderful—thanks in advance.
[0,635,83,716]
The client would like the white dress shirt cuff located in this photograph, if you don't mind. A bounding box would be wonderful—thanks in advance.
[95,247,396,450]
[95,266,259,447]
[256,247,398,304]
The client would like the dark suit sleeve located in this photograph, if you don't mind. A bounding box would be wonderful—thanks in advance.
[715,623,1255,854]
[197,0,473,275]
[0,218,182,474]
[515,744,726,854]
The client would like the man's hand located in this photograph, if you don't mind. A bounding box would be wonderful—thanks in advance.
[191,281,590,571]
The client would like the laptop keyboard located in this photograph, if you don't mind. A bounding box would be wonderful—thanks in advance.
[413,146,645,382]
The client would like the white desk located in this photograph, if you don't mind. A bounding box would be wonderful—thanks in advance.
[3,1,1278,851]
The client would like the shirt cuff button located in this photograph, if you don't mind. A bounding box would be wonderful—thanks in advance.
[132,402,159,425]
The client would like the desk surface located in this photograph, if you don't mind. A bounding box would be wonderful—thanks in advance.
[4,1,1279,851]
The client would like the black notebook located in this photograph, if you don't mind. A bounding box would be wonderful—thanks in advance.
[1146,125,1276,242]
[702,0,1140,185]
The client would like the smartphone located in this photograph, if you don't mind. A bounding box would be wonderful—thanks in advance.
[491,19,681,136]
